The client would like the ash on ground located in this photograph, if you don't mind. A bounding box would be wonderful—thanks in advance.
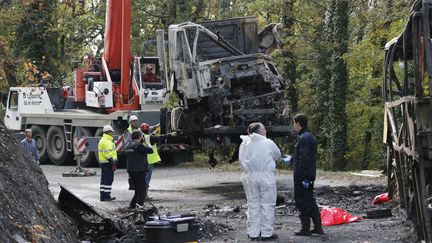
[0,122,77,242]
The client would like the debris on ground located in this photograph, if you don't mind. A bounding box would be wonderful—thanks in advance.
[198,218,234,241]
[366,207,392,219]
[321,207,363,226]
[0,122,77,242]
[58,185,136,241]
[313,185,386,213]
[372,192,390,205]
[62,166,97,177]
[0,117,419,243]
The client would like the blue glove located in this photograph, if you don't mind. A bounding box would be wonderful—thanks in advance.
[301,180,311,189]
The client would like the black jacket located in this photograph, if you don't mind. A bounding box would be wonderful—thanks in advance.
[125,140,153,173]
[145,134,170,145]
[293,128,317,182]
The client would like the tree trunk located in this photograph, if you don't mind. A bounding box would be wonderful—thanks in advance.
[310,2,334,168]
[192,0,205,22]
[328,0,349,171]
[168,0,177,25]
[282,0,298,113]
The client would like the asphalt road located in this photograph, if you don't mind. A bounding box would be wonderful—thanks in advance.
[42,165,247,213]
[41,165,416,243]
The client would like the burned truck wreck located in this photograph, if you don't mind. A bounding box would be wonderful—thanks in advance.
[161,17,290,147]
[383,0,432,241]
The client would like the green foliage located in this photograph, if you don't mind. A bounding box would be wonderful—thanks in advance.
[13,0,60,85]
[281,0,298,113]
[0,1,21,89]
[327,0,349,171]
[284,0,414,171]
[342,2,408,170]
[55,1,106,85]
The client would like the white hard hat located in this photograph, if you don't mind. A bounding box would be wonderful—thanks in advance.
[129,115,138,123]
[103,125,114,133]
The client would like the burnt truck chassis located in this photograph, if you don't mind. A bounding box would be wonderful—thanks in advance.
[383,0,432,241]
[164,18,291,148]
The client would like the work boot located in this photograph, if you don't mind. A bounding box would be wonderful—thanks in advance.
[261,234,278,241]
[247,235,260,241]
[311,213,324,234]
[295,217,312,236]
[101,197,116,202]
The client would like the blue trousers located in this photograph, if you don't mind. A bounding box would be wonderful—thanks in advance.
[100,163,114,200]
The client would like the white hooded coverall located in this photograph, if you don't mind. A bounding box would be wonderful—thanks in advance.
[239,133,281,238]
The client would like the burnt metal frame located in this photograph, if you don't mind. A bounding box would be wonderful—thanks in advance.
[166,18,290,136]
[383,0,432,241]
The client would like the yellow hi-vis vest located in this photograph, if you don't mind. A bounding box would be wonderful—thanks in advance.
[98,133,117,163]
[144,134,161,164]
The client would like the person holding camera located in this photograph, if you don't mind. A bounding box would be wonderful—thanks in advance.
[125,130,154,209]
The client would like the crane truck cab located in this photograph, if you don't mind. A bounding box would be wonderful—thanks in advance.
[135,56,169,110]
[4,87,60,131]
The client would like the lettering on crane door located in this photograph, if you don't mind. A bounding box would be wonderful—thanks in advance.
[22,92,42,106]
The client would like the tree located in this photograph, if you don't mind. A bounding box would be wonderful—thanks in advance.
[327,0,349,170]
[14,0,60,85]
[0,0,21,89]
[281,0,298,113]
[291,1,334,169]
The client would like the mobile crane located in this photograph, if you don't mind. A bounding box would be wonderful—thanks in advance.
[3,1,291,167]
[4,0,168,166]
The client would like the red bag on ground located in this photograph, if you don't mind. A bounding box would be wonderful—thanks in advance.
[372,193,389,205]
[321,207,363,226]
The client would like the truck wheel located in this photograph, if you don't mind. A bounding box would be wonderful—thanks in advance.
[74,127,95,167]
[94,128,103,166]
[47,126,69,165]
[30,125,48,163]
[160,107,170,134]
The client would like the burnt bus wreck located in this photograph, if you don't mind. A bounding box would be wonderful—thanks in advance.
[383,0,432,240]
[161,17,290,147]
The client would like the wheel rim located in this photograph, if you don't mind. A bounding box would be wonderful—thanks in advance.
[54,135,63,152]
[35,135,43,150]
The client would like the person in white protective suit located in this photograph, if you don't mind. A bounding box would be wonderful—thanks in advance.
[239,122,281,241]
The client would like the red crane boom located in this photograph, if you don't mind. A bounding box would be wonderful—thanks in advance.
[103,0,138,110]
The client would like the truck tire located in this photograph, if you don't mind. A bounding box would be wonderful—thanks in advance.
[74,127,95,167]
[160,107,170,134]
[94,128,103,166]
[47,126,69,165]
[30,125,48,164]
